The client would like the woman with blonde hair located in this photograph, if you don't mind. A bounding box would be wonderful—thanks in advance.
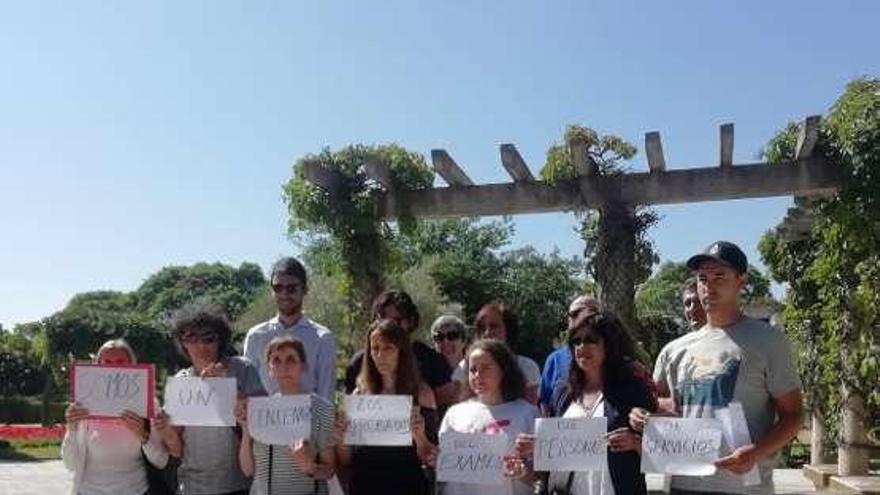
[62,339,170,495]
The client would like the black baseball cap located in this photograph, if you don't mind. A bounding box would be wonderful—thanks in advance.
[686,241,748,274]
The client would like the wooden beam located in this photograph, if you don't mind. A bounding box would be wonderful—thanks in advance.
[645,132,666,173]
[796,115,821,159]
[377,157,837,219]
[302,160,342,190]
[431,149,474,186]
[569,136,598,176]
[720,123,734,168]
[364,159,393,189]
[499,144,535,182]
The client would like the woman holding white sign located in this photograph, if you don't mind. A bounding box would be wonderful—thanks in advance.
[237,336,336,495]
[336,318,438,495]
[437,338,540,495]
[161,303,265,495]
[515,310,657,495]
[62,339,170,495]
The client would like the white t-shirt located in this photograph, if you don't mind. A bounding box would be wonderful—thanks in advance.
[546,399,615,495]
[438,399,540,495]
[452,355,542,390]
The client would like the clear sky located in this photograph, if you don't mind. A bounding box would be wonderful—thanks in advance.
[2,1,878,328]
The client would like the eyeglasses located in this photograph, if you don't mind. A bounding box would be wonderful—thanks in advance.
[432,331,463,343]
[568,333,601,347]
[272,283,303,294]
[182,333,219,345]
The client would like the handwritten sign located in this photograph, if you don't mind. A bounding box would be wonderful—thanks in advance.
[247,395,311,445]
[436,431,508,485]
[534,417,607,472]
[641,417,723,476]
[164,377,237,426]
[716,402,761,486]
[71,363,154,418]
[343,394,411,446]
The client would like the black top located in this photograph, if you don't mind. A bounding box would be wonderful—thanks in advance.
[347,406,439,495]
[344,341,452,393]
[548,367,657,495]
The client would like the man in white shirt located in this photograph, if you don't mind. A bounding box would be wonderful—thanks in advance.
[244,257,337,399]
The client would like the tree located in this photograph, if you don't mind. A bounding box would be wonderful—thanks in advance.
[283,144,434,335]
[135,262,265,321]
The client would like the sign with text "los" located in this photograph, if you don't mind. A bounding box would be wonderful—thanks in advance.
[343,394,412,446]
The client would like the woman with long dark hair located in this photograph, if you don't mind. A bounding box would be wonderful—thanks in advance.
[515,310,657,495]
[336,318,438,494]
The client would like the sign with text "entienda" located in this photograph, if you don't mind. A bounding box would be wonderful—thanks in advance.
[640,417,723,476]
[343,394,412,446]
[247,395,311,445]
[164,377,237,427]
[534,417,607,472]
[71,363,155,419]
[436,431,509,485]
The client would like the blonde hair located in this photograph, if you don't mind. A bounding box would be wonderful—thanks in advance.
[94,339,137,364]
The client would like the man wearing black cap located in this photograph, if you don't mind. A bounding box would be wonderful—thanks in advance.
[634,241,803,495]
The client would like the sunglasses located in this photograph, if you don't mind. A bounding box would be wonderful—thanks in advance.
[272,283,303,294]
[568,333,601,347]
[432,331,463,343]
[182,333,219,345]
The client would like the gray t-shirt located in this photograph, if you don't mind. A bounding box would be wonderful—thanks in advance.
[176,356,265,495]
[653,317,801,495]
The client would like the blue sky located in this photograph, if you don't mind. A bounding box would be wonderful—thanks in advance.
[2,1,878,328]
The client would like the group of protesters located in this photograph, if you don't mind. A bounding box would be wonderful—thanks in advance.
[62,240,804,495]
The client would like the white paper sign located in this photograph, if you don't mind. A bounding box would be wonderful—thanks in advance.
[247,395,311,445]
[436,431,508,485]
[534,417,607,472]
[164,377,237,427]
[343,394,412,446]
[641,418,723,476]
[716,402,761,486]
[72,364,153,418]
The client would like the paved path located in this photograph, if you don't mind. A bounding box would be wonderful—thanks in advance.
[1,460,818,495]
[0,459,71,495]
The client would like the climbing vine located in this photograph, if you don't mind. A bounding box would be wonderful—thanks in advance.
[759,78,880,447]
[283,144,434,334]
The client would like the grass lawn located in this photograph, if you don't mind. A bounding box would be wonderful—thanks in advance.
[0,439,61,461]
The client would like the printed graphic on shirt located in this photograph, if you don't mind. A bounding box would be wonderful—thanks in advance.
[679,353,740,410]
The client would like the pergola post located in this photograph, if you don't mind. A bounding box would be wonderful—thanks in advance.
[594,201,638,334]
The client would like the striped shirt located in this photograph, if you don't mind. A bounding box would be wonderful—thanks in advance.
[250,395,335,495]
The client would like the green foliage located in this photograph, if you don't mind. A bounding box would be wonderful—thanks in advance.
[283,144,434,329]
[0,328,46,397]
[135,262,265,321]
[540,125,659,287]
[496,248,585,363]
[759,77,880,442]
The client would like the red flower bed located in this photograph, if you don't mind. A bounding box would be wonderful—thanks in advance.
[0,424,66,441]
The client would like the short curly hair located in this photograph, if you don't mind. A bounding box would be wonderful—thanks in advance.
[170,302,236,363]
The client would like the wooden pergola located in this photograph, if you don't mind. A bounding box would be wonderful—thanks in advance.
[301,115,873,488]
[305,116,835,330]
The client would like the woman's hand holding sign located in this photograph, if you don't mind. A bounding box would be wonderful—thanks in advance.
[65,403,89,430]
